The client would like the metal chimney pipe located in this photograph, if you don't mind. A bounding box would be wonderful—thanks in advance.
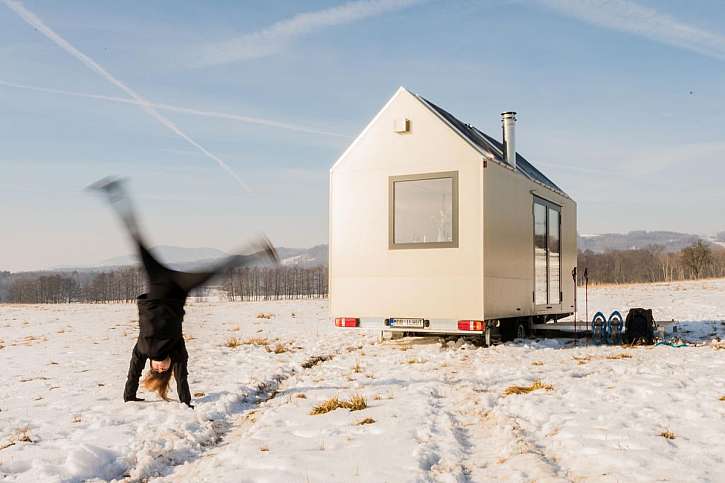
[501,111,517,169]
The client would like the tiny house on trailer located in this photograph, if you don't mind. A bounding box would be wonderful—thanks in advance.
[329,87,576,343]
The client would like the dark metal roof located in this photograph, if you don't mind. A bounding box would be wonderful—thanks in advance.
[418,96,567,197]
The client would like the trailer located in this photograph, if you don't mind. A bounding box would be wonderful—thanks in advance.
[329,88,577,343]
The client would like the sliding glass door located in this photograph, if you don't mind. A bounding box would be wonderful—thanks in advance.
[533,197,561,306]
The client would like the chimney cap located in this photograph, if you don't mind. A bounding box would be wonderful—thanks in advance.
[501,111,517,117]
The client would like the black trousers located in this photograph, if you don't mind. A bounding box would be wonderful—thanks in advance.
[124,339,191,406]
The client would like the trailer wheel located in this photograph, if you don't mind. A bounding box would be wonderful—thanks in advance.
[515,321,528,340]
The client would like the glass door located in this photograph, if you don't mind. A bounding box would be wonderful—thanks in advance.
[533,197,561,306]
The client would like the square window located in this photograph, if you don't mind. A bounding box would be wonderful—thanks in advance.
[389,171,459,249]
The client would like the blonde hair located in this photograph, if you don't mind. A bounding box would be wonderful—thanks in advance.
[142,366,173,400]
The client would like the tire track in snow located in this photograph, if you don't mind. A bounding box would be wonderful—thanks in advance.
[134,344,378,481]
[122,351,341,481]
[412,375,473,483]
[121,370,292,481]
[454,360,570,482]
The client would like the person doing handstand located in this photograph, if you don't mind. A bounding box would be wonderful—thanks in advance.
[90,177,277,407]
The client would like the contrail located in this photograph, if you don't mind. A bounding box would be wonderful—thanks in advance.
[0,80,348,139]
[196,0,427,65]
[2,0,250,192]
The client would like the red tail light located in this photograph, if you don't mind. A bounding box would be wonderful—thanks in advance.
[335,317,359,328]
[457,320,486,331]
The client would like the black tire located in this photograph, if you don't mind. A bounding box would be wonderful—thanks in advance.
[499,319,528,342]
[515,320,528,340]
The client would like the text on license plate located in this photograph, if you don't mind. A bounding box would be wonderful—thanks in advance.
[390,318,425,328]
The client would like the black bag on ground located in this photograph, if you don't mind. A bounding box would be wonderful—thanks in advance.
[624,308,656,345]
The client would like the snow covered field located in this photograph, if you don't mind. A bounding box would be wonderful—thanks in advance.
[1,279,724,482]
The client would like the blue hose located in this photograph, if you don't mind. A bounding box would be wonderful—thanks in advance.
[655,341,688,348]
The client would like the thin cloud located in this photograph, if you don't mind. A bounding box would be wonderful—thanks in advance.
[2,0,250,192]
[0,80,348,138]
[195,0,425,66]
[536,0,725,61]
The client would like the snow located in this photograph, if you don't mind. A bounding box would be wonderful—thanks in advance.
[1,279,724,482]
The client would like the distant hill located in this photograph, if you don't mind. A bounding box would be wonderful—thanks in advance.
[51,244,329,273]
[276,245,328,267]
[578,231,704,253]
[100,246,228,267]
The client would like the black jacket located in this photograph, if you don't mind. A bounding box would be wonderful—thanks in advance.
[136,293,186,360]
[124,294,191,405]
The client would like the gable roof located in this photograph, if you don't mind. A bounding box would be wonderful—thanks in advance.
[415,94,569,198]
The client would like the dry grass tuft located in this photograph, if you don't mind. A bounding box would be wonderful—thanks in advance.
[503,380,554,396]
[268,343,288,354]
[346,394,367,411]
[72,415,81,423]
[242,337,271,346]
[355,417,376,425]
[259,446,270,452]
[193,391,205,398]
[406,357,425,364]
[310,394,368,415]
[274,344,288,354]
[243,411,257,423]
[13,335,48,347]
[301,354,332,369]
[310,396,343,415]
[256,312,273,319]
[0,426,33,450]
[225,337,242,348]
[295,393,307,399]
[659,430,676,440]
[719,395,725,401]
[352,361,363,373]
[606,353,633,360]
[531,361,544,366]
[573,355,592,364]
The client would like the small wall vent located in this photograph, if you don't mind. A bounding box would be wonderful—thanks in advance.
[393,118,410,133]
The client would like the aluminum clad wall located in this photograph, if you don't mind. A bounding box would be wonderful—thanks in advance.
[330,88,485,321]
[330,87,577,324]
[483,160,577,319]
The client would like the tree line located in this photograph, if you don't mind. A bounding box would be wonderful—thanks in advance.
[2,240,721,303]
[1,268,145,304]
[0,265,328,304]
[578,240,725,285]
[224,266,328,301]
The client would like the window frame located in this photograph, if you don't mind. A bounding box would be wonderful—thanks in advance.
[388,171,459,250]
[532,195,562,306]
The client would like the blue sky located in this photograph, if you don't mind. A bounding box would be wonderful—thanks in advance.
[1,0,724,271]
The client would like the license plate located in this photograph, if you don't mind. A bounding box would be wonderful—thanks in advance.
[390,318,425,328]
